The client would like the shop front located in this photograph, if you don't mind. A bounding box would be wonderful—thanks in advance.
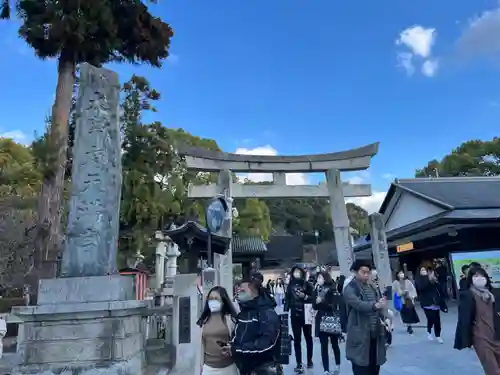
[354,177,500,298]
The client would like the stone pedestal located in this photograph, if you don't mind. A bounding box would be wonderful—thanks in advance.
[170,275,202,375]
[12,276,150,375]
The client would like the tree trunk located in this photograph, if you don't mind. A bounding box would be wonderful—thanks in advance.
[31,58,76,291]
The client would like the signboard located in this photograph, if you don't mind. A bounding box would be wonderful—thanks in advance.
[206,198,227,233]
[396,242,414,253]
[450,250,500,288]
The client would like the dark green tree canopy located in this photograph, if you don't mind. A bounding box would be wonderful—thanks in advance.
[2,0,174,66]
[416,138,500,177]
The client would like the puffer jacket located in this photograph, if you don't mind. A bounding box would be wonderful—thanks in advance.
[284,266,314,318]
[231,293,281,374]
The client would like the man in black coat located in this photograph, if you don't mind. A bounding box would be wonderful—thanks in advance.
[284,266,314,373]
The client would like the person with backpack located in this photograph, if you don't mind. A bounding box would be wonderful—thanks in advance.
[344,260,388,375]
[227,276,281,375]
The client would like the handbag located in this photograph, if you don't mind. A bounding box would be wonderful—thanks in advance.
[393,293,403,312]
[319,313,342,334]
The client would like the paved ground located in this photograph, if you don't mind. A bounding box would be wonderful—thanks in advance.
[281,306,484,375]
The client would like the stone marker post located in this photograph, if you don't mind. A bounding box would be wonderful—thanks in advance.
[326,169,354,276]
[12,64,149,375]
[370,212,392,297]
[214,169,234,299]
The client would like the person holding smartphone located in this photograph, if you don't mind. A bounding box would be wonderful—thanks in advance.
[197,286,239,375]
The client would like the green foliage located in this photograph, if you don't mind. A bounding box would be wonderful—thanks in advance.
[1,0,174,67]
[234,198,272,240]
[416,138,500,177]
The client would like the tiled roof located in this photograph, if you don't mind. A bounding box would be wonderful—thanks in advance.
[397,177,500,209]
[232,236,267,254]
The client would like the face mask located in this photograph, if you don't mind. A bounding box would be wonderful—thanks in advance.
[317,277,324,286]
[398,273,404,280]
[293,272,301,279]
[237,291,252,302]
[473,276,487,288]
[208,300,222,312]
[420,270,428,276]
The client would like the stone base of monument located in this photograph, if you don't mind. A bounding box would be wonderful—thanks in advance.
[11,275,150,375]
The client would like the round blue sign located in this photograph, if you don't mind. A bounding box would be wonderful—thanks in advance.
[206,198,226,233]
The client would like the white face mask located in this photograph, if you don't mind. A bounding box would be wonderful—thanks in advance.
[208,300,222,312]
[473,276,487,288]
[317,277,324,286]
[293,271,302,279]
[398,273,404,280]
[420,270,428,276]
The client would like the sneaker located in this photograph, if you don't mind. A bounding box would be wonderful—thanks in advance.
[427,333,434,341]
[332,365,341,375]
[436,337,444,344]
[294,365,304,374]
[307,361,314,369]
[323,371,332,375]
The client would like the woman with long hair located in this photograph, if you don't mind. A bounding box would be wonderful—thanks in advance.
[415,266,446,344]
[392,270,419,335]
[197,286,239,375]
[313,271,345,375]
[455,267,500,375]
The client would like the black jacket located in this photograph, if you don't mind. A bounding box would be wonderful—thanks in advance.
[231,293,281,374]
[415,276,443,308]
[284,267,314,318]
[458,277,468,292]
[313,283,347,333]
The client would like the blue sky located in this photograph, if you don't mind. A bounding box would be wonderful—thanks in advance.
[1,0,500,213]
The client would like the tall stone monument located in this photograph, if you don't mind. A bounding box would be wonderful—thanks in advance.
[370,212,392,293]
[12,64,148,375]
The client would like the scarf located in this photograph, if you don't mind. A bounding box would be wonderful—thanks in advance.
[471,285,495,303]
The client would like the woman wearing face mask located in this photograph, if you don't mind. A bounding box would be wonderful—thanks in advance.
[197,286,239,375]
[392,271,419,335]
[313,272,346,375]
[415,266,446,344]
[455,267,500,375]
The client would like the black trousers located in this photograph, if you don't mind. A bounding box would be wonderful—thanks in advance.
[351,338,380,375]
[290,315,313,366]
[319,332,341,371]
[423,309,442,337]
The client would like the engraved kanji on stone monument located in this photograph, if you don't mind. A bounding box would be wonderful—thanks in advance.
[60,63,122,278]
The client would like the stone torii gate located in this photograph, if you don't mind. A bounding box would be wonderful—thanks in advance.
[177,143,379,295]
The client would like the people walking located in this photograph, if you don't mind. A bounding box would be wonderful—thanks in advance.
[313,271,345,375]
[229,276,281,375]
[197,286,239,375]
[392,271,419,335]
[284,266,315,373]
[344,260,388,375]
[459,264,470,291]
[455,267,500,375]
[415,266,447,344]
[275,278,285,307]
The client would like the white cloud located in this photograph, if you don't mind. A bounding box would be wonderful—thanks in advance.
[396,25,438,77]
[382,173,396,180]
[0,130,28,144]
[345,171,386,214]
[421,59,439,77]
[455,7,500,61]
[347,191,387,215]
[234,145,309,185]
